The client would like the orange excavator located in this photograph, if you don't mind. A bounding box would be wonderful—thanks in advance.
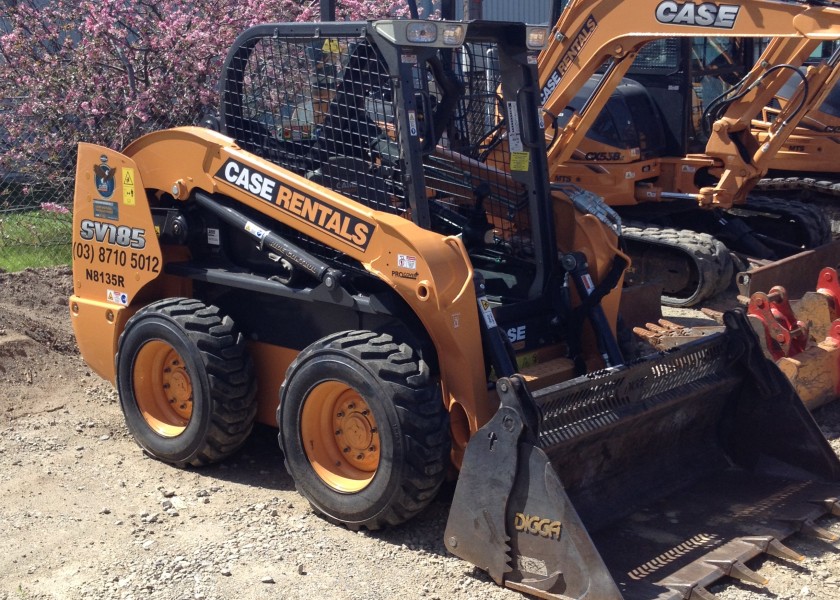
[513,0,840,306]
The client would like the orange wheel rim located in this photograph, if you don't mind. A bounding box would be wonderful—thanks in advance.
[300,381,380,493]
[132,340,193,437]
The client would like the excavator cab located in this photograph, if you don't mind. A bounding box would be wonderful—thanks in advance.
[619,37,755,155]
[536,0,840,307]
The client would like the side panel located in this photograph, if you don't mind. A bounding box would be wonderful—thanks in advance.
[70,143,163,383]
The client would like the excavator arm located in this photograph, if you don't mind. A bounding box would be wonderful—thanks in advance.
[703,36,840,206]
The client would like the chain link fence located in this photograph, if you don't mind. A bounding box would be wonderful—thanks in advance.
[1,96,72,271]
[0,98,200,272]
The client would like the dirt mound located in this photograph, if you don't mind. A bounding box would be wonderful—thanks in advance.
[0,266,76,353]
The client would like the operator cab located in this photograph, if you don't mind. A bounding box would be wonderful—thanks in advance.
[219,20,553,306]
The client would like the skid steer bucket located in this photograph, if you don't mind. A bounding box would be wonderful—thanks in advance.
[446,310,840,599]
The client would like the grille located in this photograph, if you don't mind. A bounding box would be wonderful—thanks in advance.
[222,31,406,217]
[424,43,532,250]
[533,333,735,447]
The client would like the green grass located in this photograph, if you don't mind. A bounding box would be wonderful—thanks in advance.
[0,209,72,272]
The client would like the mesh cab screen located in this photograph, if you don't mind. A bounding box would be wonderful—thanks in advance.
[629,39,681,73]
[222,32,406,217]
[220,24,541,297]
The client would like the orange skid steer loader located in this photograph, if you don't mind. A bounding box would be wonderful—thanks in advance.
[70,18,840,600]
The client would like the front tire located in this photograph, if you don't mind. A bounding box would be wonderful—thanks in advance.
[116,298,257,467]
[278,330,449,530]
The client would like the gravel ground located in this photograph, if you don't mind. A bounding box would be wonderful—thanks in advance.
[2,267,840,600]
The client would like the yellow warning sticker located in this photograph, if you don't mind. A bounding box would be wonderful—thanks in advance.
[122,167,135,205]
[510,152,530,172]
[323,39,340,53]
[478,296,497,329]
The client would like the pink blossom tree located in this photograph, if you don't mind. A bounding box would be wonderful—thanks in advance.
[0,0,409,183]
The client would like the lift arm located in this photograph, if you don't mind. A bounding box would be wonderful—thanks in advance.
[703,35,840,206]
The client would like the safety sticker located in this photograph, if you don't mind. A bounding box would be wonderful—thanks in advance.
[207,228,220,246]
[408,111,418,136]
[506,101,523,153]
[323,39,341,53]
[122,167,136,206]
[479,297,497,329]
[106,289,129,306]
[397,254,416,270]
[245,221,267,240]
[510,152,530,172]
[401,53,417,64]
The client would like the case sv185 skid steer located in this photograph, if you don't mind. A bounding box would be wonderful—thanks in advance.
[526,0,840,306]
[70,18,840,600]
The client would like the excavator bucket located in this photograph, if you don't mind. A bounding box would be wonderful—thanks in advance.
[446,310,840,599]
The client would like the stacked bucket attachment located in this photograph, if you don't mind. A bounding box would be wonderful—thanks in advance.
[747,268,840,411]
[446,310,840,599]
[636,268,840,411]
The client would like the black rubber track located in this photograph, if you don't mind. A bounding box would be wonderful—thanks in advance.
[735,195,832,249]
[752,178,840,238]
[623,223,734,307]
[756,175,840,200]
[116,297,257,467]
[279,330,450,530]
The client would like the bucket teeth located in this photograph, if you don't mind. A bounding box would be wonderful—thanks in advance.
[779,516,840,542]
[705,559,769,585]
[687,587,720,600]
[801,519,840,542]
[666,583,721,600]
[822,498,840,517]
[742,536,805,562]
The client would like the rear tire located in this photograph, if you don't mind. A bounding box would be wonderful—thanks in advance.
[278,330,449,530]
[116,298,257,467]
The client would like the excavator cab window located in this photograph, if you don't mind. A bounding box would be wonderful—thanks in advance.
[628,37,750,153]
